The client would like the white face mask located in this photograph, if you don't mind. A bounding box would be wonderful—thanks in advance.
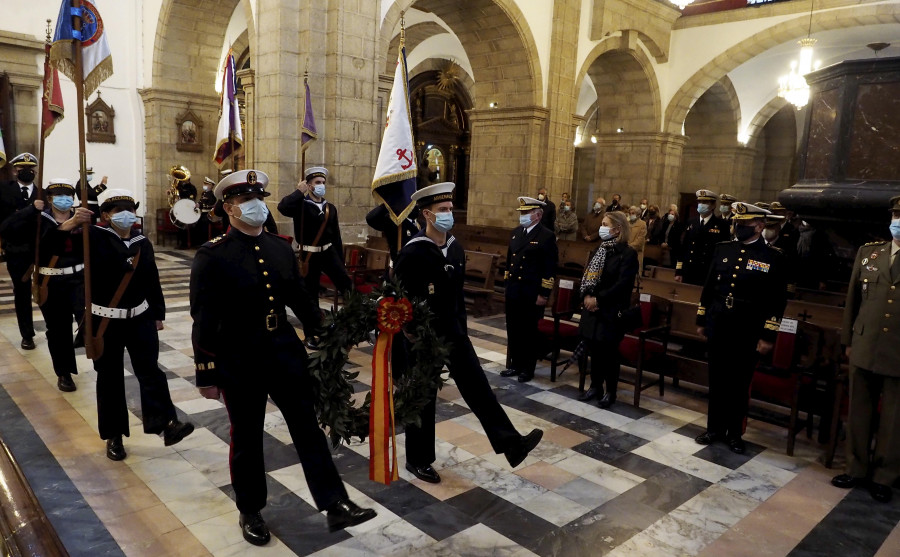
[599,226,615,240]
[762,228,779,242]
[628,215,638,223]
[640,204,647,210]
[593,203,603,212]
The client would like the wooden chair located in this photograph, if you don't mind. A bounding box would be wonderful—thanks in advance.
[463,250,498,315]
[537,278,583,382]
[348,247,390,295]
[155,207,179,247]
[616,293,673,407]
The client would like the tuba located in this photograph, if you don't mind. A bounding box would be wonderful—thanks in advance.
[168,165,190,207]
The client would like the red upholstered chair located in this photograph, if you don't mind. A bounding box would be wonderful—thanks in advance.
[750,319,826,456]
[537,278,583,382]
[616,293,672,407]
[348,247,389,296]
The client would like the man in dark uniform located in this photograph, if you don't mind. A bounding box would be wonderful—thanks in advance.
[832,197,900,503]
[770,201,800,254]
[75,167,108,221]
[365,203,420,263]
[763,213,797,298]
[195,177,218,243]
[675,189,729,285]
[277,167,350,333]
[718,193,736,224]
[190,170,375,545]
[0,153,39,349]
[174,170,198,249]
[394,182,543,484]
[694,202,788,454]
[0,178,84,391]
[61,188,194,461]
[537,187,556,231]
[500,196,558,383]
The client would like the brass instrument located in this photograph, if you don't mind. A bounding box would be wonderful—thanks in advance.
[167,165,190,207]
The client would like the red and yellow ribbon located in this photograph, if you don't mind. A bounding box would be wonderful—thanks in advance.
[369,296,412,484]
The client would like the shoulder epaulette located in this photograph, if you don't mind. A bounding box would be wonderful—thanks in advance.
[863,241,887,247]
[768,244,784,253]
[715,239,733,246]
[206,234,228,248]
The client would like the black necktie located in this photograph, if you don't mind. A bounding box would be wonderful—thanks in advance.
[21,186,28,200]
[892,252,900,282]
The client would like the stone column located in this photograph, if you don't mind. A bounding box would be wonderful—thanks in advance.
[681,145,757,199]
[593,132,687,205]
[236,68,255,167]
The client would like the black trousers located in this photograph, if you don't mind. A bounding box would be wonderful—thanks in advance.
[505,298,544,377]
[6,254,35,339]
[587,339,622,396]
[405,334,521,466]
[94,315,176,440]
[303,248,351,301]
[38,275,84,377]
[706,320,759,439]
[220,335,347,514]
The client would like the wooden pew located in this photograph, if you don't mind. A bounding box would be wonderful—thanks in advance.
[639,277,702,304]
[785,300,844,330]
[463,250,499,315]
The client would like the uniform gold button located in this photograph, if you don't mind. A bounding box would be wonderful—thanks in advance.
[892,286,896,290]
[741,250,745,253]
[266,284,272,289]
[731,283,735,287]
[268,296,274,301]
[889,299,894,304]
[886,314,891,318]
[263,271,269,276]
[269,309,274,314]
[884,328,890,332]
[254,246,260,251]
[738,258,743,262]
[732,274,737,278]
[258,259,264,264]
[734,266,739,270]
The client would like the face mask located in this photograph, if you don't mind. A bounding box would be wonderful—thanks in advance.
[640,204,647,210]
[236,198,269,227]
[312,184,326,198]
[537,194,545,201]
[17,169,35,183]
[762,228,779,242]
[720,205,731,214]
[891,219,900,241]
[697,203,711,215]
[562,205,570,212]
[628,215,638,223]
[649,211,658,218]
[593,203,603,212]
[432,211,454,233]
[86,174,95,182]
[599,226,615,240]
[51,196,75,211]
[667,213,675,222]
[734,224,757,242]
[110,210,137,231]
[202,186,210,191]
[519,213,534,227]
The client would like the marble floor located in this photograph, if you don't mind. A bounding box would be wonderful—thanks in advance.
[1,247,899,556]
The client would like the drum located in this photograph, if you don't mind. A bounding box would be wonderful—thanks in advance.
[170,198,201,228]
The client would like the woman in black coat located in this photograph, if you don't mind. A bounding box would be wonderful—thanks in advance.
[577,211,639,408]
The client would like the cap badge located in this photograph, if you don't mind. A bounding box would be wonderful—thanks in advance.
[247,171,257,185]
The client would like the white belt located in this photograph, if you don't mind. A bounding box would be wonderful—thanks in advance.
[301,243,332,253]
[91,299,149,319]
[39,264,84,276]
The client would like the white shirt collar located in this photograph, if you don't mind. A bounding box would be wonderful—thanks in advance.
[525,222,538,234]
[700,214,711,225]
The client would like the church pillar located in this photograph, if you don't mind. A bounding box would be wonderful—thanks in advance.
[236,68,255,167]
[593,132,687,205]
[681,145,757,199]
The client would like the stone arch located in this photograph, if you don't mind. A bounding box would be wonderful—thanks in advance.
[745,96,791,149]
[751,103,798,202]
[575,34,661,133]
[380,0,542,108]
[385,22,448,73]
[665,4,900,134]
[684,78,740,148]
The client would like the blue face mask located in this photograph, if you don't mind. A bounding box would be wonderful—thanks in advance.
[519,213,534,227]
[432,211,454,233]
[110,210,137,231]
[313,184,326,198]
[51,195,74,211]
[697,203,711,215]
[599,226,614,240]
[890,219,900,241]
[237,198,269,227]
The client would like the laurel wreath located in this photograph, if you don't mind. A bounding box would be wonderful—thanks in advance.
[306,281,450,447]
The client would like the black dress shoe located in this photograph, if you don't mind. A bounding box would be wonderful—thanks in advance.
[727,437,746,455]
[506,428,543,468]
[326,499,377,531]
[500,368,520,378]
[831,474,861,489]
[162,420,195,446]
[405,462,441,484]
[694,431,720,445]
[106,436,126,461]
[598,393,616,409]
[578,387,599,402]
[239,512,270,546]
[870,483,893,503]
[517,373,534,383]
[57,373,76,392]
[21,337,35,350]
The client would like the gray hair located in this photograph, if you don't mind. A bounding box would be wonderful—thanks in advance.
[605,210,631,244]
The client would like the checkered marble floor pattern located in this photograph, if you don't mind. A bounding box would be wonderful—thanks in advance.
[1,247,900,557]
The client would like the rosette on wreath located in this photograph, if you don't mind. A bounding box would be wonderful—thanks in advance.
[370,296,413,484]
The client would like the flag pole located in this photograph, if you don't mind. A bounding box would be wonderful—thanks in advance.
[71,0,95,358]
[301,69,308,172]
[33,19,52,302]
[396,13,407,255]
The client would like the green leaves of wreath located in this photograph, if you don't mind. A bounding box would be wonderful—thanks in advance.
[306,280,450,447]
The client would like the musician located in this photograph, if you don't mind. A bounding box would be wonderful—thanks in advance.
[277,166,350,346]
[60,189,194,461]
[195,177,219,243]
[174,169,198,249]
[0,153,39,349]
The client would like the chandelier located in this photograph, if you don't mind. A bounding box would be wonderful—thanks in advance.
[777,2,820,109]
[670,0,694,9]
